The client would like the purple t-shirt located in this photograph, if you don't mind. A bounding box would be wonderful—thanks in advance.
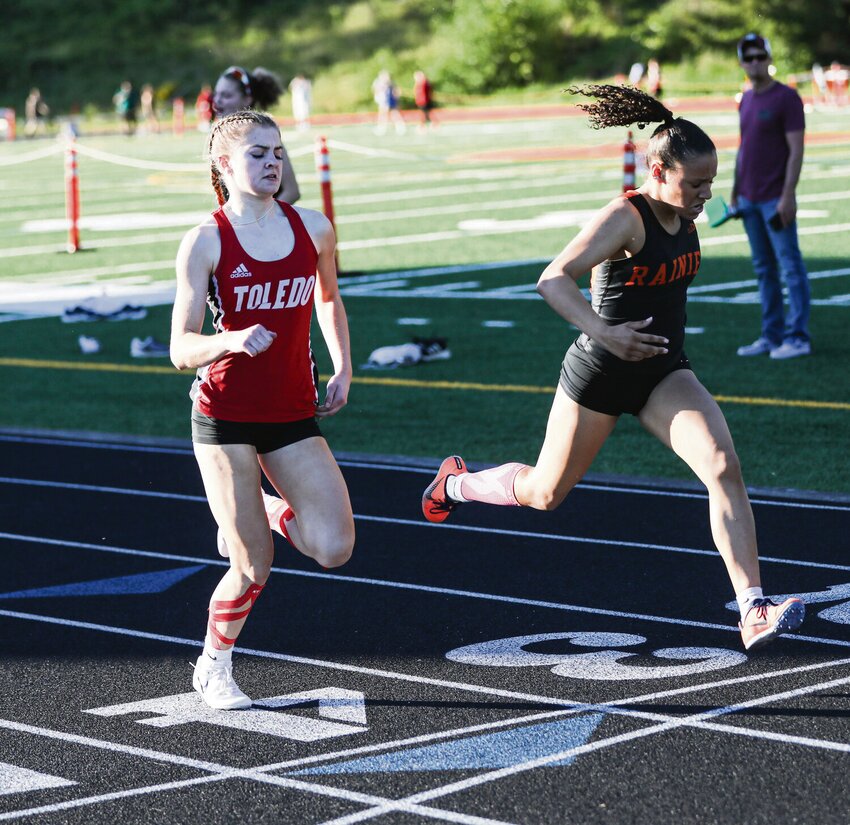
[737,82,805,202]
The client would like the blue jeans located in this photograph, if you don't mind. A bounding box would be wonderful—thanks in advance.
[738,196,810,345]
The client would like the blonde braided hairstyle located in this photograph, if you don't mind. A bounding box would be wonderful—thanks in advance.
[206,109,280,205]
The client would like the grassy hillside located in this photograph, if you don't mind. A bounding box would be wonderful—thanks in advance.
[3,0,846,117]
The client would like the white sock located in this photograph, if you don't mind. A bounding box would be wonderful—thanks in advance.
[736,587,764,619]
[446,473,468,502]
[202,642,232,664]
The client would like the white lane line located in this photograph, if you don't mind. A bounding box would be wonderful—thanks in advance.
[1,610,849,821]
[3,472,850,573]
[0,719,510,825]
[1,532,849,647]
[2,607,850,714]
[325,671,850,825]
[1,434,848,513]
[0,776,224,823]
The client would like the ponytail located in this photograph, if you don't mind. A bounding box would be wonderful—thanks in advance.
[567,84,715,168]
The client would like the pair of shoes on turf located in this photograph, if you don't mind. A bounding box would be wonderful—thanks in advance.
[62,303,147,323]
[770,339,811,360]
[737,337,811,359]
[739,597,805,650]
[422,455,467,523]
[192,654,251,710]
[217,491,291,558]
[130,336,169,358]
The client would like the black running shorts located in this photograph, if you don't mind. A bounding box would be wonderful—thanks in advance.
[560,341,692,417]
[191,410,322,454]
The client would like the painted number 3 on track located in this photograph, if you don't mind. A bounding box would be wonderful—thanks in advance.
[446,632,747,680]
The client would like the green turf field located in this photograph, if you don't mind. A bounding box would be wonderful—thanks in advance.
[1,101,849,495]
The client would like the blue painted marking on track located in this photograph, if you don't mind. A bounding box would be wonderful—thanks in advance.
[290,714,605,774]
[0,565,205,600]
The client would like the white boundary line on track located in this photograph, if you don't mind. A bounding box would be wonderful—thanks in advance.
[1,529,849,649]
[2,471,850,572]
[1,430,849,512]
[322,671,850,825]
[1,608,849,822]
[0,721,510,825]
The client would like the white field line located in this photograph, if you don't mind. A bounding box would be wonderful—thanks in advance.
[12,216,850,261]
[1,521,849,647]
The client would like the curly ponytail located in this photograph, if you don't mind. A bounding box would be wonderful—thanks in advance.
[206,109,280,205]
[567,84,715,169]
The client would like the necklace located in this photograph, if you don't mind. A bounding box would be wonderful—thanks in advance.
[226,202,275,227]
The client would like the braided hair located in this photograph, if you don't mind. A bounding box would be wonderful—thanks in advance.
[567,84,715,169]
[206,109,280,205]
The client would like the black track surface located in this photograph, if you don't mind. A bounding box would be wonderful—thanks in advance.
[1,429,849,825]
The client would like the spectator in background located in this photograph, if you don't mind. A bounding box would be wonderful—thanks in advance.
[731,33,811,360]
[140,84,160,134]
[113,80,139,135]
[212,65,300,204]
[647,59,663,98]
[289,74,312,130]
[413,70,436,130]
[196,85,214,132]
[372,70,405,135]
[24,88,49,137]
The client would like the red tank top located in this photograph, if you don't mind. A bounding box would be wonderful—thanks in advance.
[193,201,319,422]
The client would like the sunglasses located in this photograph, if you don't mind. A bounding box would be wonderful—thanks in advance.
[742,53,768,63]
[223,66,252,93]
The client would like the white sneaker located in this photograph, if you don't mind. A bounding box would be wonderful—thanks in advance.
[216,491,291,558]
[769,339,811,360]
[130,336,170,358]
[192,654,252,710]
[736,337,775,357]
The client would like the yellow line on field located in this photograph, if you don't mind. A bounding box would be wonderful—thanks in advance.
[1,357,848,411]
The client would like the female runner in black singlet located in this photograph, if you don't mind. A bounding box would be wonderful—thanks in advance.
[422,86,804,652]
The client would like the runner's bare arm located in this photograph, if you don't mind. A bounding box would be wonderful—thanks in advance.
[169,223,276,370]
[536,199,668,362]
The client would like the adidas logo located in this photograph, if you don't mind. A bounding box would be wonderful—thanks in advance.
[230,263,253,279]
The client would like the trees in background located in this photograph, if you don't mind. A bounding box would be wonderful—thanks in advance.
[2,0,848,113]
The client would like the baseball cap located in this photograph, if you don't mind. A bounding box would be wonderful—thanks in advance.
[737,33,772,61]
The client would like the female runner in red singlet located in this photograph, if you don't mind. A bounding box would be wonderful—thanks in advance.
[171,110,353,710]
[422,86,804,652]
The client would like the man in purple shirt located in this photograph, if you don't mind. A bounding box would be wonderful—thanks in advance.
[732,33,811,360]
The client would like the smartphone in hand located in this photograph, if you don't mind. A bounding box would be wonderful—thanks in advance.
[769,212,784,231]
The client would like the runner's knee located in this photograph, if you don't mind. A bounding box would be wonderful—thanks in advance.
[703,445,743,488]
[520,473,573,512]
[312,534,354,568]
